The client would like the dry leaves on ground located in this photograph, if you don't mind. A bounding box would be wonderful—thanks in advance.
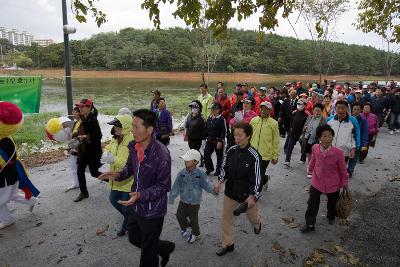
[96,224,109,236]
[281,217,300,229]
[304,249,326,266]
[21,150,68,169]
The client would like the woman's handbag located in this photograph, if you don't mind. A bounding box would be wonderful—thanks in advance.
[335,188,352,219]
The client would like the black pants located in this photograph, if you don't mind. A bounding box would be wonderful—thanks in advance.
[260,160,270,191]
[77,156,101,194]
[188,139,203,164]
[278,120,286,136]
[204,140,224,174]
[305,186,340,226]
[128,211,175,267]
[176,201,201,236]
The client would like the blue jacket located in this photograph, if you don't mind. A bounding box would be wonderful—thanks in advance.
[355,115,368,148]
[155,108,173,139]
[169,168,216,205]
[118,138,171,219]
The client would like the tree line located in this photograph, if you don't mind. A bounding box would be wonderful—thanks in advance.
[2,27,399,75]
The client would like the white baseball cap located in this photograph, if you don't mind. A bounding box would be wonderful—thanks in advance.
[180,149,201,162]
[260,101,272,109]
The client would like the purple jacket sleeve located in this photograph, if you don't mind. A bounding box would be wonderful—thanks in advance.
[139,151,171,202]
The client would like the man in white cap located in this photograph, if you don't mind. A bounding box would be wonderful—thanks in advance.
[250,101,280,190]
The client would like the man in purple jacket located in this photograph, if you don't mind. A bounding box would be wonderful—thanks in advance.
[99,109,175,267]
[155,97,173,146]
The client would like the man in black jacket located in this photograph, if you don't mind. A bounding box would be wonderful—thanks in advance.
[204,103,226,176]
[283,98,309,167]
[214,122,262,256]
[388,88,400,134]
[280,89,297,138]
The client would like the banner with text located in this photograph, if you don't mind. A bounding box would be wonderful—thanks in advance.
[0,76,42,113]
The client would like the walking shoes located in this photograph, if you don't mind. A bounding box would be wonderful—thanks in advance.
[216,244,235,256]
[74,193,89,202]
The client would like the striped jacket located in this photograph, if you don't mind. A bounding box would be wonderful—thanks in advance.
[218,144,262,202]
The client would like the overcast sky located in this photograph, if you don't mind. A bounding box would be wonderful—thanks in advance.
[0,0,389,50]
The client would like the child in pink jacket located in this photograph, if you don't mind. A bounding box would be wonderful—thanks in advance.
[301,124,349,233]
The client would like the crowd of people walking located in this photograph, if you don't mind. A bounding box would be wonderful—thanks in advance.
[1,78,399,267]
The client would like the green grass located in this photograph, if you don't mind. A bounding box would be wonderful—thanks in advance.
[14,112,60,146]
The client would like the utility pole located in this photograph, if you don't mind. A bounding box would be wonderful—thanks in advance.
[0,44,4,66]
[61,0,75,117]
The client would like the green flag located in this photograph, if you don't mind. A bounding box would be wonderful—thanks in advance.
[0,76,42,113]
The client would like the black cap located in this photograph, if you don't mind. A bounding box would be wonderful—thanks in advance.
[107,118,122,128]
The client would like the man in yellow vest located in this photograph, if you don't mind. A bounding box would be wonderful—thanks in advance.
[198,83,214,119]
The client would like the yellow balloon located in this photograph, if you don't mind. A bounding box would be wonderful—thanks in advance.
[45,118,63,135]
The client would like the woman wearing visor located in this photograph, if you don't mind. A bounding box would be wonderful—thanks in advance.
[101,114,134,237]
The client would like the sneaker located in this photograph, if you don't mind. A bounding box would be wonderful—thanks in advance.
[187,233,201,243]
[74,193,89,202]
[117,229,127,237]
[65,185,79,192]
[283,162,290,167]
[0,220,15,230]
[254,222,262,234]
[297,160,306,164]
[396,129,400,133]
[359,160,364,164]
[29,198,37,212]
[307,174,312,179]
[390,130,394,135]
[300,225,315,233]
[216,244,235,256]
[181,229,191,239]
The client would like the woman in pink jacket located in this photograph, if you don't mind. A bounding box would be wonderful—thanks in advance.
[360,102,379,163]
[229,96,257,126]
[300,124,349,233]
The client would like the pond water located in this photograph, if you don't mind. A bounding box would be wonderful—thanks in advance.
[40,78,276,117]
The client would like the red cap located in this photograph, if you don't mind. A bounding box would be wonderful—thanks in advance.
[76,98,93,108]
[335,85,342,91]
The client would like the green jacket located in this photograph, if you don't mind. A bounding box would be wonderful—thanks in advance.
[250,116,280,161]
[198,93,214,119]
[104,114,134,192]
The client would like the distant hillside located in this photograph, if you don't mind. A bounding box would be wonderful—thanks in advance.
[21,28,400,76]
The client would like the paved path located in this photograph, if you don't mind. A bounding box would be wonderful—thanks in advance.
[1,129,400,266]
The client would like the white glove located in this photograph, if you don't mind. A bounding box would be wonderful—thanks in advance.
[98,163,110,173]
[234,111,243,122]
[201,140,206,150]
[101,152,114,164]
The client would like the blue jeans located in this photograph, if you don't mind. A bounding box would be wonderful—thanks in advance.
[109,190,130,231]
[348,149,360,176]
